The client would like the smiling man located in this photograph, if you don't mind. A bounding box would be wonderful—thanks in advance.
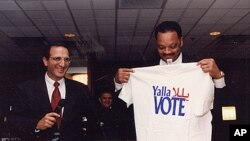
[114,21,226,141]
[99,91,113,109]
[8,42,94,141]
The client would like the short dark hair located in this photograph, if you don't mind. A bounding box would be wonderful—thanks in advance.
[154,21,182,39]
[43,42,70,59]
[98,89,113,98]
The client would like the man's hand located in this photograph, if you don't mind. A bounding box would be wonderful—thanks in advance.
[197,58,223,79]
[36,112,60,130]
[115,68,134,84]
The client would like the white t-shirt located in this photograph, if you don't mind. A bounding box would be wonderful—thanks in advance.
[119,63,214,141]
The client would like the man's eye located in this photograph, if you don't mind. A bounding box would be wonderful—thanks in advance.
[64,58,70,62]
[158,46,164,49]
[169,44,178,49]
[55,57,61,61]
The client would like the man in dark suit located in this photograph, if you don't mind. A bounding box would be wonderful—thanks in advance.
[8,42,94,141]
[114,21,226,140]
[92,90,128,141]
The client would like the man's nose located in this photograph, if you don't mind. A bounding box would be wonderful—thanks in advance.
[59,60,67,66]
[163,47,171,54]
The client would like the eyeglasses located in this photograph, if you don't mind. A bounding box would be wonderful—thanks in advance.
[49,56,71,63]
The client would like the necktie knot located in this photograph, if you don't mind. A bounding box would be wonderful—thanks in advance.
[54,81,60,87]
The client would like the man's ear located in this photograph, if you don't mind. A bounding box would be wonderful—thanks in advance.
[98,98,101,103]
[42,57,48,67]
[180,37,184,48]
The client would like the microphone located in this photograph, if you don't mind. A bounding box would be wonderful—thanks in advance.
[54,99,66,114]
[52,99,66,138]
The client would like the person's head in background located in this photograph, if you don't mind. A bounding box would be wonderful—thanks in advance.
[42,42,71,81]
[154,21,183,63]
[98,90,113,109]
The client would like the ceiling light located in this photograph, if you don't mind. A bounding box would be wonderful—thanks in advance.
[209,31,221,36]
[64,33,76,38]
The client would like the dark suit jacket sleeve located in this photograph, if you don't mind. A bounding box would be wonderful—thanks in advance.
[8,80,45,136]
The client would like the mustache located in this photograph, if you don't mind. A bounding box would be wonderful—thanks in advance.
[162,53,175,56]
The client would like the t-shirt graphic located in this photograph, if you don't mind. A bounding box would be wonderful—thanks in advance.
[119,63,214,141]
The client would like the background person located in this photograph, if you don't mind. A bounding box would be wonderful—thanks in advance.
[92,89,128,140]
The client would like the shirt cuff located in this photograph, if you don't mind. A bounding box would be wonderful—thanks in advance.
[213,77,226,88]
[35,129,40,133]
[114,79,123,92]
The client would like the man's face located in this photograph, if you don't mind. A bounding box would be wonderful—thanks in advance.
[43,46,70,81]
[156,31,183,63]
[99,93,113,108]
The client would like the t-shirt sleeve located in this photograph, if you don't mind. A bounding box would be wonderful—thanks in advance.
[193,73,215,116]
[118,78,133,108]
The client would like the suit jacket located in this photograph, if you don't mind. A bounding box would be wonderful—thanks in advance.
[8,76,93,141]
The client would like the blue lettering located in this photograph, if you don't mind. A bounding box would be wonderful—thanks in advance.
[178,98,185,116]
[160,97,171,115]
[171,97,179,115]
[154,96,186,116]
[152,85,171,97]
[153,86,159,96]
[154,96,162,114]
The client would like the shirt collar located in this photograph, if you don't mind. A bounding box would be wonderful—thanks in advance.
[159,53,182,65]
[45,72,64,86]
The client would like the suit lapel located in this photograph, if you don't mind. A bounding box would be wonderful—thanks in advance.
[36,77,52,112]
[182,53,197,63]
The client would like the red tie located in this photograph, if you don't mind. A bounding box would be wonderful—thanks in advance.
[51,81,62,129]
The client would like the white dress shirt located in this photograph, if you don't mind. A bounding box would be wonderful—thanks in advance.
[45,73,66,114]
[45,73,66,101]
